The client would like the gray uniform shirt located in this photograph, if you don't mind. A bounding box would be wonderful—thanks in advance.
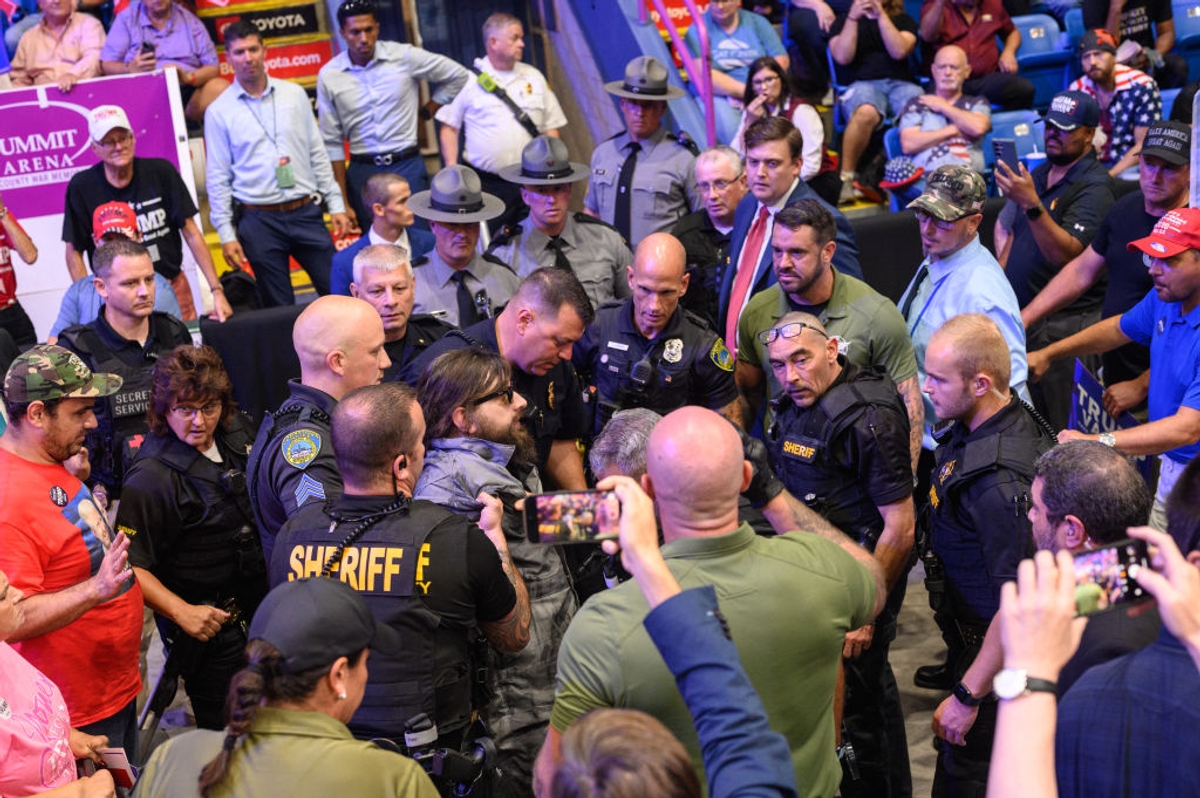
[411,249,521,328]
[487,214,633,311]
[584,127,700,248]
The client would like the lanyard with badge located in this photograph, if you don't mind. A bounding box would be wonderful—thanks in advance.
[241,89,295,189]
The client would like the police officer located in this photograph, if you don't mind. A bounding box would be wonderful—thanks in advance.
[407,165,522,330]
[119,345,266,731]
[246,295,392,563]
[488,136,632,311]
[573,232,739,436]
[763,311,915,798]
[270,382,531,754]
[58,237,192,505]
[586,56,700,248]
[922,314,1054,797]
[348,243,452,382]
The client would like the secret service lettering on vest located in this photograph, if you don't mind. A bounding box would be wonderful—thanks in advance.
[286,543,433,594]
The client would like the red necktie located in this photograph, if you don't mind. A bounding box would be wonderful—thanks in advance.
[726,206,770,355]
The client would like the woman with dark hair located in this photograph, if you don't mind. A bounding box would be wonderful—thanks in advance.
[116,344,265,730]
[136,577,438,797]
[731,56,840,205]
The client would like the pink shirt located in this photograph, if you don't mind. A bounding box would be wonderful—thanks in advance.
[0,643,76,796]
[10,12,105,87]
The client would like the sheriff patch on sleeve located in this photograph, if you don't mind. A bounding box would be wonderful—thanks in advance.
[710,339,734,372]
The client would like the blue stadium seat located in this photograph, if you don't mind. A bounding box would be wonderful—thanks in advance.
[1160,86,1181,118]
[1172,0,1200,82]
[1012,14,1071,109]
[1064,7,1086,48]
[990,109,1045,158]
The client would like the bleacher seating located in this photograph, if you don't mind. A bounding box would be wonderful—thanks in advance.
[1172,0,1200,83]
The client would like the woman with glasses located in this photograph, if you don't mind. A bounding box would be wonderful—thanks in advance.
[731,57,839,206]
[116,344,267,730]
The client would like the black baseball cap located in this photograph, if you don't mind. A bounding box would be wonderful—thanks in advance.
[1140,120,1191,166]
[249,577,403,673]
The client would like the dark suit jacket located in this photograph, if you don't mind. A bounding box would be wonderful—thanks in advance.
[717,181,862,331]
[330,228,436,295]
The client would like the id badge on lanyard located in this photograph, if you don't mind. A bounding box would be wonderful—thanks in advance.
[276,155,295,189]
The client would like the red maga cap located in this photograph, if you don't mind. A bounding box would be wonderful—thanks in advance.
[1128,208,1200,259]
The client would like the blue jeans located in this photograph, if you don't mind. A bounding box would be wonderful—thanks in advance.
[237,202,335,307]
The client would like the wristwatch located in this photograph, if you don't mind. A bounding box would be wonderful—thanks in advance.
[953,681,984,707]
[1099,432,1117,447]
[993,668,1057,700]
[1025,203,1045,221]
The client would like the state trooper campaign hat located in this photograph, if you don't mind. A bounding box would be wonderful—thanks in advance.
[409,165,506,224]
[1127,207,1200,259]
[3,345,122,403]
[1140,120,1191,166]
[249,577,404,674]
[1044,91,1100,131]
[499,135,589,185]
[906,164,986,221]
[604,55,687,100]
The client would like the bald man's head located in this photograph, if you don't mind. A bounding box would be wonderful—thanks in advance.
[293,295,391,397]
[628,233,689,338]
[645,407,746,536]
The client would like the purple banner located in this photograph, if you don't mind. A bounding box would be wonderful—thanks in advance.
[1068,359,1152,480]
[0,74,184,218]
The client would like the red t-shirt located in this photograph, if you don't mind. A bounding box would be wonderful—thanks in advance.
[0,229,16,310]
[0,450,143,726]
[923,0,1015,76]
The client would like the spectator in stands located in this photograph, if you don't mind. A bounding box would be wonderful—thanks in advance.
[0,191,39,347]
[49,201,181,344]
[63,105,231,321]
[1083,0,1188,89]
[994,90,1115,430]
[671,146,748,329]
[919,0,1035,110]
[1030,206,1200,531]
[1022,120,1191,404]
[535,405,884,798]
[586,56,700,247]
[331,173,434,297]
[896,165,1029,451]
[829,0,923,204]
[684,0,790,143]
[318,0,469,229]
[1068,28,1162,177]
[9,0,103,91]
[0,345,144,760]
[784,0,853,98]
[205,20,355,308]
[892,44,992,204]
[732,57,840,205]
[349,244,451,382]
[719,117,861,357]
[100,0,225,123]
[436,12,566,233]
[1170,80,1196,122]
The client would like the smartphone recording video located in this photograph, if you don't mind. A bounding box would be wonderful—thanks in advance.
[524,490,620,545]
[1072,538,1150,616]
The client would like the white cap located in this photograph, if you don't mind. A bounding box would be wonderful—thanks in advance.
[88,105,132,143]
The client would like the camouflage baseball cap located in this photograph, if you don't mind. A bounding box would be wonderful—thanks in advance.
[906,165,987,221]
[3,345,122,403]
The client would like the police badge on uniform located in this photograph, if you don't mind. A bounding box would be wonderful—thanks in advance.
[281,430,321,469]
[663,338,683,364]
[938,460,956,484]
[709,339,734,372]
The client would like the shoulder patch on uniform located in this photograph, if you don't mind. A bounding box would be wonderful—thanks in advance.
[709,338,734,372]
[281,429,321,469]
[294,473,326,508]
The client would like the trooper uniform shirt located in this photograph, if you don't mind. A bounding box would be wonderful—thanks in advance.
[584,127,700,248]
[573,299,737,435]
[385,313,454,384]
[929,397,1054,626]
[270,493,517,742]
[246,380,342,565]
[411,319,589,469]
[767,361,912,546]
[486,213,633,311]
[58,309,193,498]
[410,249,521,328]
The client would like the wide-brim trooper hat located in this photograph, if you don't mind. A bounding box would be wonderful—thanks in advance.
[409,165,506,223]
[604,55,686,100]
[498,136,589,185]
